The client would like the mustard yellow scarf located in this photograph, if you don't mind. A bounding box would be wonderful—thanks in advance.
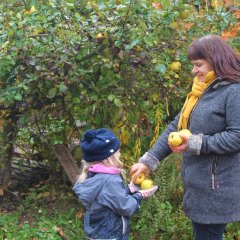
[178,71,217,130]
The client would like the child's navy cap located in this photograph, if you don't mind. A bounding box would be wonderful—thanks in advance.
[80,128,120,162]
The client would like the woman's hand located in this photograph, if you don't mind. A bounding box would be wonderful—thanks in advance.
[130,163,150,181]
[168,135,189,153]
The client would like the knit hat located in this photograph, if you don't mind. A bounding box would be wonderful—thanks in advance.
[80,128,120,162]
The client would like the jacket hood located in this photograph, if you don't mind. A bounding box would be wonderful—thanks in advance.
[72,174,106,209]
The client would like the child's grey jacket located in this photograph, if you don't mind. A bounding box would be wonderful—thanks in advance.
[72,173,141,240]
[140,79,240,224]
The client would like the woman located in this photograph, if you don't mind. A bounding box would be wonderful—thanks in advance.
[130,35,240,240]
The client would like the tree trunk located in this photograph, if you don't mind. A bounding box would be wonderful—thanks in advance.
[52,144,80,184]
[0,111,17,193]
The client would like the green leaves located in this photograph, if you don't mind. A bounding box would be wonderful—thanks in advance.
[155,64,167,74]
[14,93,23,101]
[125,39,140,50]
[48,88,57,98]
[59,83,68,94]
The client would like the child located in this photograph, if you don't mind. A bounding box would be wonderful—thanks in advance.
[72,128,158,240]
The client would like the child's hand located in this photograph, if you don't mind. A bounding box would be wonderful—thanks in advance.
[128,181,140,193]
[138,185,158,198]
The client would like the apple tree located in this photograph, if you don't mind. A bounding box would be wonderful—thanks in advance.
[0,0,239,190]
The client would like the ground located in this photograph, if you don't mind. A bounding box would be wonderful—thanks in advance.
[0,190,22,213]
[0,176,80,220]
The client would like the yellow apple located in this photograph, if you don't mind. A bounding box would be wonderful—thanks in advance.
[169,61,181,72]
[134,45,143,52]
[168,132,182,147]
[140,179,154,190]
[96,33,104,39]
[133,173,145,185]
[179,129,192,138]
[181,9,191,19]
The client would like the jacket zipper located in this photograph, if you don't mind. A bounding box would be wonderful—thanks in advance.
[121,216,126,234]
[211,156,218,190]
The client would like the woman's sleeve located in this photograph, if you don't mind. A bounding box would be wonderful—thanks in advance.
[139,113,180,171]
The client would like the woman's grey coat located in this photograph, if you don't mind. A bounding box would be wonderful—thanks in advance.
[140,79,240,224]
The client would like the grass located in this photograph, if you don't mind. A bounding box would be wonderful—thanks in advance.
[0,210,84,240]
[0,182,86,240]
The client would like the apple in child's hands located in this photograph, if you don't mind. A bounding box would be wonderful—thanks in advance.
[140,179,154,190]
[168,132,183,147]
[133,173,145,185]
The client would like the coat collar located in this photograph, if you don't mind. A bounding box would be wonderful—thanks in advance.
[212,78,232,90]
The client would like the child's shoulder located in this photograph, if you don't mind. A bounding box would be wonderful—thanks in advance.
[96,172,122,180]
[95,173,124,184]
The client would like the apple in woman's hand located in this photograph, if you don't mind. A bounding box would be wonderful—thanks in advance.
[179,129,192,138]
[132,173,145,185]
[168,129,192,147]
[168,132,183,147]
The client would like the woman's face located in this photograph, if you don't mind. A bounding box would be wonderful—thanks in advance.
[191,59,213,82]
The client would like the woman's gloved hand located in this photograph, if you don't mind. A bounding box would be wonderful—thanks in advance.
[130,163,150,181]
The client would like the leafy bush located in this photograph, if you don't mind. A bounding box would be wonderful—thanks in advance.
[1,0,238,156]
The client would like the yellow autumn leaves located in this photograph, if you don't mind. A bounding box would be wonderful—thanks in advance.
[24,0,55,15]
[24,6,37,15]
